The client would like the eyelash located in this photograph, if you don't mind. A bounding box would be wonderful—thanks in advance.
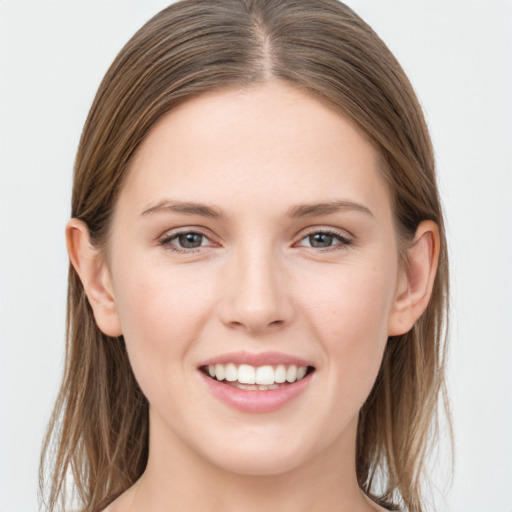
[159,230,215,254]
[296,229,353,252]
[158,228,353,254]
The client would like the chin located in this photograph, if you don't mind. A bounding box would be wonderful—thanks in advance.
[206,448,311,477]
[191,424,332,477]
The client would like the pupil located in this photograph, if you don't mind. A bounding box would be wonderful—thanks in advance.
[179,233,203,248]
[310,233,333,248]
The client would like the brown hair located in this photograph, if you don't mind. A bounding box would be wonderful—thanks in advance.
[40,1,450,511]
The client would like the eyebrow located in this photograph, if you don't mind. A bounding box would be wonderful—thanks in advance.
[141,200,226,219]
[287,200,374,219]
[141,199,373,219]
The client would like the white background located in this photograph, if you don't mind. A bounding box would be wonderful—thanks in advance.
[0,1,511,511]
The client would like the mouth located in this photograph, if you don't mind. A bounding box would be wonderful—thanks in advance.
[200,363,316,391]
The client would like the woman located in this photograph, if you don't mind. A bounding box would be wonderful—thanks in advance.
[40,1,450,511]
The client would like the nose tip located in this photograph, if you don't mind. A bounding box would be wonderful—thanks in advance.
[228,313,286,334]
[218,252,293,335]
[221,283,291,334]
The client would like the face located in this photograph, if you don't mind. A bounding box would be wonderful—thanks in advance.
[104,82,406,475]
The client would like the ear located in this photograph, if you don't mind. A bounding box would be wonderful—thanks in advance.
[66,218,123,337]
[388,220,440,336]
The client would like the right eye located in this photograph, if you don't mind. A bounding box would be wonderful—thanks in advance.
[159,230,214,253]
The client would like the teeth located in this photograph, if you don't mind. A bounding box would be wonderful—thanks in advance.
[238,364,256,384]
[297,366,307,380]
[235,383,281,391]
[205,363,310,386]
[225,363,237,382]
[275,364,286,383]
[215,364,225,381]
[255,365,274,385]
[286,365,297,383]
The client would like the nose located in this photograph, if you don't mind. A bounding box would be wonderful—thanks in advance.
[218,245,294,335]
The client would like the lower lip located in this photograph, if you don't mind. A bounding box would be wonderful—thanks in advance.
[199,371,313,413]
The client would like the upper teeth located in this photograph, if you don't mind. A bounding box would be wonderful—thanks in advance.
[207,363,308,385]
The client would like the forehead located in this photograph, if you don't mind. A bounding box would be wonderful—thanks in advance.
[120,81,391,219]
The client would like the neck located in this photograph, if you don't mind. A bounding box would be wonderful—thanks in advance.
[129,409,377,512]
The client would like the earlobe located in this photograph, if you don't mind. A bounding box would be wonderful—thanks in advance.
[388,220,440,336]
[66,218,123,337]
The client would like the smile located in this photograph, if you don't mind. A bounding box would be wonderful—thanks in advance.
[202,363,311,390]
[198,353,316,413]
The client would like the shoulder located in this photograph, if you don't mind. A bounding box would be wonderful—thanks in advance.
[91,491,124,512]
[362,494,398,512]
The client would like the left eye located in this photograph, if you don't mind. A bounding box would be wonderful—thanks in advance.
[297,231,351,249]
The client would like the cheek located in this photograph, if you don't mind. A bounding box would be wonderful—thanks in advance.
[111,258,215,380]
[302,261,396,384]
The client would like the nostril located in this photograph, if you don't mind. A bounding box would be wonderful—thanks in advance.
[226,318,287,332]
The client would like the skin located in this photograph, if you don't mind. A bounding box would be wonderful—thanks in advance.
[67,81,440,512]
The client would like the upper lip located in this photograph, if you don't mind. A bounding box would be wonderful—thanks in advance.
[199,350,314,368]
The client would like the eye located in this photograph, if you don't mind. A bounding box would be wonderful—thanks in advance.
[159,230,214,253]
[296,230,352,251]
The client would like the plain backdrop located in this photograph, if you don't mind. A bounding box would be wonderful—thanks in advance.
[0,1,511,511]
